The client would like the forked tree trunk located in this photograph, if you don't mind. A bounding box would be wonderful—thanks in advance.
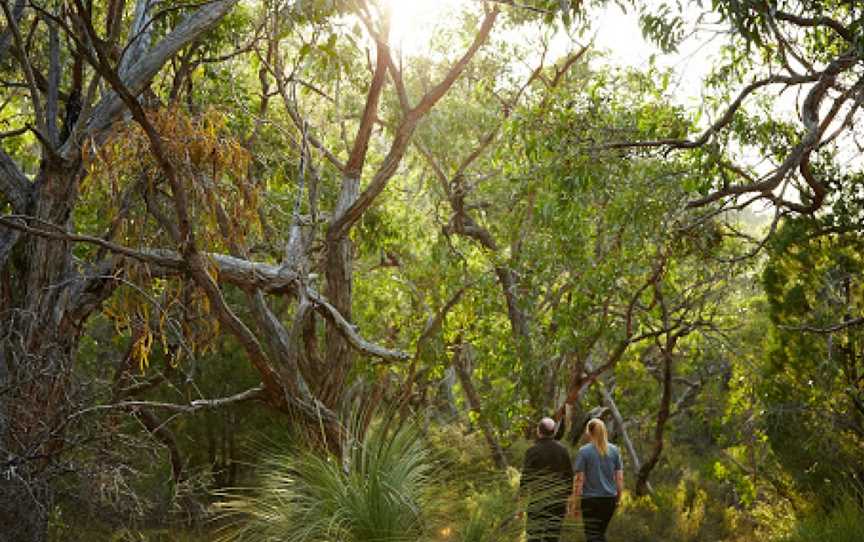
[1,6,499,535]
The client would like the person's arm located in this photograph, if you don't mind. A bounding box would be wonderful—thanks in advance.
[569,472,584,517]
[572,471,584,497]
[519,449,536,498]
[614,448,624,502]
[517,449,536,519]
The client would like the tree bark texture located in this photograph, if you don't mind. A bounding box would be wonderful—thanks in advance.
[0,162,93,541]
[321,176,359,409]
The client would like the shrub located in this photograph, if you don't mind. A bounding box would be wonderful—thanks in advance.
[214,420,432,542]
[603,478,743,542]
[778,498,864,542]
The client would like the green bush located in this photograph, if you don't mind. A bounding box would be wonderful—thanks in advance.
[601,478,747,542]
[778,498,864,542]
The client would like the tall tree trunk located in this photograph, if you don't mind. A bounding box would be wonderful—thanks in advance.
[435,366,460,423]
[321,176,359,408]
[0,163,95,541]
[453,342,508,469]
[636,349,673,496]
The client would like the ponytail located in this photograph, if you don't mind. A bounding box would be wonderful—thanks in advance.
[587,418,609,456]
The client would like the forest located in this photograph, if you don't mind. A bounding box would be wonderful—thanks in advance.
[0,0,862,540]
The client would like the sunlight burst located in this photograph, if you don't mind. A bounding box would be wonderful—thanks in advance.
[384,0,466,55]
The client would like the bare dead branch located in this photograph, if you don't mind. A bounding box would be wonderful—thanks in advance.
[72,386,266,416]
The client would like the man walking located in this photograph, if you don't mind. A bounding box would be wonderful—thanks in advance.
[519,417,574,542]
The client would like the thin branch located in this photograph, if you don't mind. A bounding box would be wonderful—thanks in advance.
[774,10,854,43]
[781,317,864,334]
[399,282,474,406]
[595,73,823,153]
[343,14,390,180]
[71,386,266,416]
[328,7,499,241]
[0,214,186,267]
[46,19,60,146]
[1,0,45,134]
[0,0,25,62]
[686,54,859,211]
[307,287,410,361]
[262,50,346,172]
[480,0,551,15]
[549,44,590,88]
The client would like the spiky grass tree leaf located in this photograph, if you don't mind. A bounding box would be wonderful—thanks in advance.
[214,419,432,542]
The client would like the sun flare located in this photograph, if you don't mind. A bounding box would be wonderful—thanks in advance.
[385,0,466,55]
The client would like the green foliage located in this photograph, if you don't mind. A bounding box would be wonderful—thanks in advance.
[639,3,686,53]
[607,481,746,542]
[13,0,861,538]
[779,497,864,542]
[759,220,864,502]
[215,419,433,542]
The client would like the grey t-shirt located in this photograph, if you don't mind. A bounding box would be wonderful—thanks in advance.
[573,442,622,498]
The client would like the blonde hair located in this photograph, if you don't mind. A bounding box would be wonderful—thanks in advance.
[587,418,609,456]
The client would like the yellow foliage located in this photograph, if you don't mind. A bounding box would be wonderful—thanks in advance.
[83,107,257,369]
[84,106,261,253]
[131,327,153,372]
[102,261,221,371]
[674,479,708,540]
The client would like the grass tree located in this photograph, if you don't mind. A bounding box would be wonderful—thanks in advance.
[215,419,433,542]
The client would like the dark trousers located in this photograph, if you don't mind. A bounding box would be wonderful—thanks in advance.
[581,497,617,542]
[526,503,566,542]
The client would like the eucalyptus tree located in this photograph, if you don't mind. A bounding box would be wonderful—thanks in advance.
[404,29,744,487]
[618,0,863,218]
[0,0,257,535]
[0,0,559,536]
[561,0,864,496]
[633,0,864,506]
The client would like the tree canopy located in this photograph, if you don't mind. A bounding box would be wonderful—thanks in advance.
[0,0,862,540]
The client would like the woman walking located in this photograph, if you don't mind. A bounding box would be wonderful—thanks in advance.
[570,418,623,542]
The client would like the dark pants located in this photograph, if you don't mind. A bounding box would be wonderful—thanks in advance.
[581,497,617,542]
[527,503,566,542]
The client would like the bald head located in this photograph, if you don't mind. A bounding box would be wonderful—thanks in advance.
[538,417,556,437]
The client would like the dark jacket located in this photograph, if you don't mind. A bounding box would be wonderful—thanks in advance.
[520,437,574,510]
